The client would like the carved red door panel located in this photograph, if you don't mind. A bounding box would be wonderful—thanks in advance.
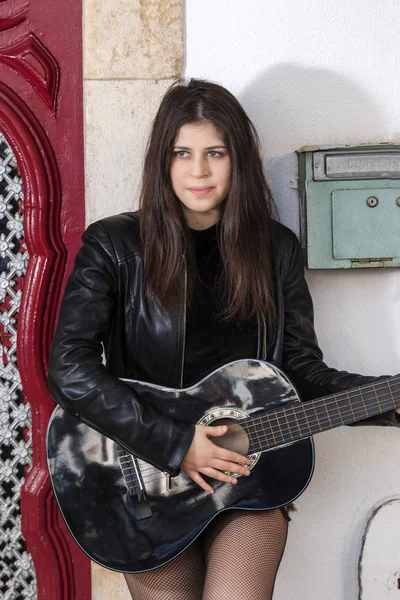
[0,1,89,599]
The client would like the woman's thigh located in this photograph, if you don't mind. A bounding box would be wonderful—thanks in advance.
[123,508,288,600]
[124,539,205,600]
[202,509,288,600]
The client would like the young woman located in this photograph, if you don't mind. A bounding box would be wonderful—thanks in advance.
[48,79,399,600]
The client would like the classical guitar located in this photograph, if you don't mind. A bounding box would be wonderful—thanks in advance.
[46,359,399,573]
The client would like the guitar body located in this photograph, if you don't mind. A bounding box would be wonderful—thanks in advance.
[47,359,314,572]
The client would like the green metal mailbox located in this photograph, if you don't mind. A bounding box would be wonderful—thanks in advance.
[298,145,400,269]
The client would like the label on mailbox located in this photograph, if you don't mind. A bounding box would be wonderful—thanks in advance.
[314,151,400,180]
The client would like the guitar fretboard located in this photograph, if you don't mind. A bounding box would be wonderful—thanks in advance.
[245,375,400,454]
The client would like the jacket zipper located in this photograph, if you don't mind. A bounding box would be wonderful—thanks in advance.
[180,255,187,388]
[262,314,267,360]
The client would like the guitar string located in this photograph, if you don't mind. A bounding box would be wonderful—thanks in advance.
[124,385,399,487]
[179,377,400,444]
[122,384,400,483]
[133,388,399,489]
[221,379,400,436]
[119,380,400,484]
[181,376,400,442]
[197,374,400,429]
[130,377,400,467]
[237,385,399,434]
[125,382,400,483]
[238,388,400,451]
[131,381,400,477]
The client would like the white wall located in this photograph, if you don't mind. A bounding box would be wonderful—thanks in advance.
[185,1,400,598]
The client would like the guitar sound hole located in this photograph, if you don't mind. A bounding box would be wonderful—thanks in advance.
[209,418,249,456]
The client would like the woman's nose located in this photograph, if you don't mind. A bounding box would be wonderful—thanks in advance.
[191,155,209,178]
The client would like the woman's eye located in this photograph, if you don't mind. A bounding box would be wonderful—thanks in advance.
[174,150,189,158]
[208,151,222,158]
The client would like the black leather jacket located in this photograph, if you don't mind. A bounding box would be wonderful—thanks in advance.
[47,211,398,476]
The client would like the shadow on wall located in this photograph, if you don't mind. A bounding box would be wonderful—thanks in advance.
[237,62,390,235]
[237,63,400,375]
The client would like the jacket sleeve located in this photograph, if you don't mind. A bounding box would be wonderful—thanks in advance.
[280,231,399,427]
[47,221,195,475]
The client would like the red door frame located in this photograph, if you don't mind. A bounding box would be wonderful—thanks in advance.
[0,1,90,598]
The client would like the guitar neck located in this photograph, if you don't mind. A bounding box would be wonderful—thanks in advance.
[246,375,400,454]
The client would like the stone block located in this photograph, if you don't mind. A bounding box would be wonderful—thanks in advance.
[92,563,131,600]
[85,79,174,224]
[84,0,183,79]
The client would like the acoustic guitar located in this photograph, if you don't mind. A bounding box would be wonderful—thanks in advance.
[46,359,400,573]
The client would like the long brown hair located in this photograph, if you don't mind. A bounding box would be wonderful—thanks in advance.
[139,78,277,322]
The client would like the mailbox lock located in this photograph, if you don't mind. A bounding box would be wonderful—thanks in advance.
[366,196,379,207]
[396,197,400,207]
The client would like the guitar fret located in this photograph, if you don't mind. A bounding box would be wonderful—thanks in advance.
[353,387,379,420]
[372,382,382,413]
[325,402,333,430]
[297,405,312,437]
[251,412,264,452]
[346,391,356,422]
[381,380,399,412]
[330,393,344,427]
[268,412,285,445]
[275,410,287,444]
[335,391,359,425]
[359,387,368,417]
[312,401,322,433]
[287,406,302,438]
[388,380,397,406]
[322,400,334,431]
[266,413,277,446]
[282,409,294,441]
[329,389,362,425]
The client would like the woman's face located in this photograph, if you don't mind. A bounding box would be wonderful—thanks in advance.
[170,122,231,230]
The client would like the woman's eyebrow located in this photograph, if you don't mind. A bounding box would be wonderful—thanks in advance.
[173,145,227,150]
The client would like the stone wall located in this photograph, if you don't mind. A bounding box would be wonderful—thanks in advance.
[84,0,183,225]
[83,2,184,597]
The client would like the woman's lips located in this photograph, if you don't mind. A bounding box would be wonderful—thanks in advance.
[187,187,214,196]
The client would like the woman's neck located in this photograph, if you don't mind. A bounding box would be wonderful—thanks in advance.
[183,207,222,230]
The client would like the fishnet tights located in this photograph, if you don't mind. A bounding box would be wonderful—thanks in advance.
[124,508,288,600]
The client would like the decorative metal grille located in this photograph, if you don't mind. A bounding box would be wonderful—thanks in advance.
[0,133,36,599]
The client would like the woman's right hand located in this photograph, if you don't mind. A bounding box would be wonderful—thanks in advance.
[180,424,252,494]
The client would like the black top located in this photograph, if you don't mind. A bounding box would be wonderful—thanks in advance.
[183,223,258,387]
